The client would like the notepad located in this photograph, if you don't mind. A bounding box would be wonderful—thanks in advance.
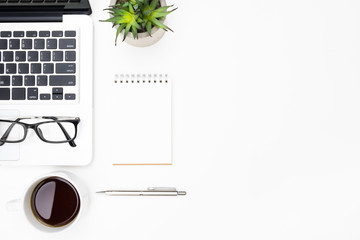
[109,74,172,165]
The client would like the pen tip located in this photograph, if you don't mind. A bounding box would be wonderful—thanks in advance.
[96,191,106,194]
[178,191,187,196]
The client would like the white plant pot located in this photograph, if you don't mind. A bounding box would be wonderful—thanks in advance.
[109,0,167,47]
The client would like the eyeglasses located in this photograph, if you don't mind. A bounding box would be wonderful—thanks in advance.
[0,117,80,147]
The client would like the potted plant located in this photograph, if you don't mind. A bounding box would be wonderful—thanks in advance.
[102,0,177,47]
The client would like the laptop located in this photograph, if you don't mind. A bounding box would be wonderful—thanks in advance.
[0,0,93,166]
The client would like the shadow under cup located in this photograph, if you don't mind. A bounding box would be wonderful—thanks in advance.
[29,177,81,229]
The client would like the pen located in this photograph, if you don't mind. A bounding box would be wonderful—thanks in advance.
[96,187,187,196]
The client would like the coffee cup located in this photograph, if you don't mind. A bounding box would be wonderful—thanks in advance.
[6,171,88,233]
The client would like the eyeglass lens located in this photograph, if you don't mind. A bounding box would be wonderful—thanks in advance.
[0,122,25,142]
[38,121,76,142]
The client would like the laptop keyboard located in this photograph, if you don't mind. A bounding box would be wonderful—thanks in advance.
[0,30,78,102]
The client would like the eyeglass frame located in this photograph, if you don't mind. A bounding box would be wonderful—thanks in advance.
[0,116,80,147]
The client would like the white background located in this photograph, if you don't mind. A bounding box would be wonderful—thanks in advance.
[1,0,360,239]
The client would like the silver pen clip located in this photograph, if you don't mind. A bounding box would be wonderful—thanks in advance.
[147,187,177,191]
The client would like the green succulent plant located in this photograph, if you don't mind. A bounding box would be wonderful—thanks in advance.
[102,0,177,45]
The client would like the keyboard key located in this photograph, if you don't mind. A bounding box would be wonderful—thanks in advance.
[56,63,75,73]
[50,75,75,86]
[22,39,32,49]
[0,64,4,74]
[53,51,63,61]
[13,31,24,37]
[43,63,54,74]
[9,39,20,49]
[6,64,16,74]
[0,39,7,49]
[40,51,51,61]
[52,94,63,100]
[12,88,25,100]
[0,76,10,86]
[27,51,38,61]
[18,63,29,74]
[15,51,26,61]
[34,39,45,49]
[52,31,63,37]
[31,63,41,74]
[59,39,76,49]
[3,51,13,62]
[37,76,47,86]
[0,88,10,100]
[12,76,23,86]
[39,31,50,37]
[27,88,38,100]
[24,75,35,86]
[37,31,49,39]
[65,51,76,61]
[65,31,76,37]
[40,94,51,100]
[46,39,57,49]
[26,31,37,38]
[52,87,63,94]
[1,31,11,38]
[65,93,76,100]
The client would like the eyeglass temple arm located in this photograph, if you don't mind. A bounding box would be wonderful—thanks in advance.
[43,117,76,147]
[0,118,22,146]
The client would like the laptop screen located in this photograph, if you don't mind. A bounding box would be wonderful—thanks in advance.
[0,0,92,15]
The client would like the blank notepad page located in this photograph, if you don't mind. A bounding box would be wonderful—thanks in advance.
[110,74,172,165]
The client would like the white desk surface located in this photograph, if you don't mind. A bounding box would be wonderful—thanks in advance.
[2,0,360,239]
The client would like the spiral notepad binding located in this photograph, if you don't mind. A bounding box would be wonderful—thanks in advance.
[114,74,169,84]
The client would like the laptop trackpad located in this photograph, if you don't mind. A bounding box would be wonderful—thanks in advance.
[0,110,20,161]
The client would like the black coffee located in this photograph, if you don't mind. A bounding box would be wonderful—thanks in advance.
[30,177,80,227]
